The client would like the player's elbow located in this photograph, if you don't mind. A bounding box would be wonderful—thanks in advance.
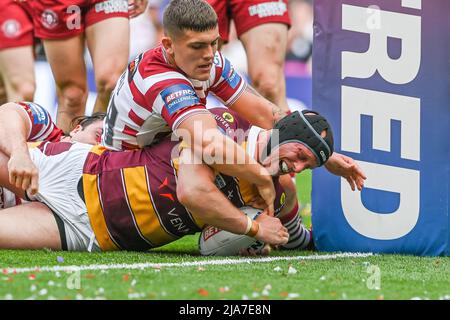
[177,181,215,209]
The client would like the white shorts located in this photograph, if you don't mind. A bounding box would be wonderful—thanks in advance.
[29,142,101,252]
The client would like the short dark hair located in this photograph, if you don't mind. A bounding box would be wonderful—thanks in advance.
[70,112,106,131]
[163,0,218,38]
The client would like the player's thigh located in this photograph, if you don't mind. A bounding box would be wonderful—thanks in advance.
[0,46,35,86]
[239,23,288,76]
[85,17,129,80]
[42,36,87,87]
[0,202,61,250]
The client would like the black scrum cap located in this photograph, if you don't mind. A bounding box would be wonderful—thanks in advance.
[262,110,334,167]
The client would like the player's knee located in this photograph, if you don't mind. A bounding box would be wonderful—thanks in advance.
[60,84,87,109]
[17,82,35,102]
[95,66,123,96]
[252,70,282,102]
[9,77,35,101]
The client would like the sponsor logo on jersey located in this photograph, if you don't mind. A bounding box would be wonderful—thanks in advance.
[222,112,234,123]
[161,84,200,115]
[280,192,286,206]
[222,59,241,89]
[127,53,143,83]
[1,19,21,38]
[41,9,58,30]
[95,0,128,14]
[248,1,287,18]
[26,103,49,125]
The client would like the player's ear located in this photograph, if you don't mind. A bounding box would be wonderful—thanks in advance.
[69,125,82,137]
[162,36,174,56]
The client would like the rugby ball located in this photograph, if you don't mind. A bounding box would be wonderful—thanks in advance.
[198,206,265,256]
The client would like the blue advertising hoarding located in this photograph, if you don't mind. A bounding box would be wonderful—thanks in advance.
[312,0,449,255]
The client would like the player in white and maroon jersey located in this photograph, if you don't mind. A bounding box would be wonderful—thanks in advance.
[102,46,247,150]
[0,101,104,209]
[101,0,288,216]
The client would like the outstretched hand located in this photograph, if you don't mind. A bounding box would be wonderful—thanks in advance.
[325,153,366,191]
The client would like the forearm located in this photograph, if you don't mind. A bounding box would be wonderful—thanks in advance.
[177,152,248,235]
[206,133,271,187]
[0,103,30,156]
[185,186,248,235]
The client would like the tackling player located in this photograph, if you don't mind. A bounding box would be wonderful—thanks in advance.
[102,0,288,215]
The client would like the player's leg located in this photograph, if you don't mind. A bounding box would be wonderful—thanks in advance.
[239,23,289,112]
[42,36,88,133]
[0,1,35,101]
[0,46,35,101]
[30,0,89,132]
[277,174,313,250]
[85,1,129,113]
[85,17,129,113]
[0,202,61,250]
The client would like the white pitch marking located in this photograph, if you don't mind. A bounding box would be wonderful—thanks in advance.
[2,252,373,274]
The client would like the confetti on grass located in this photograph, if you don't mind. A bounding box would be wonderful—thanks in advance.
[288,266,297,274]
[197,288,209,297]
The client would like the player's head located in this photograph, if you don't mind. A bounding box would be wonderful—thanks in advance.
[69,112,106,145]
[162,0,219,81]
[261,110,334,176]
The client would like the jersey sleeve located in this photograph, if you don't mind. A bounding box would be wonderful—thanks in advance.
[17,102,63,142]
[210,52,247,106]
[146,80,211,130]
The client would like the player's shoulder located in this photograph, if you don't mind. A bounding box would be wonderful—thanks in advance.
[138,46,189,81]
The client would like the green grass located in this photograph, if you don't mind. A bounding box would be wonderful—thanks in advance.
[0,236,448,300]
[0,173,448,300]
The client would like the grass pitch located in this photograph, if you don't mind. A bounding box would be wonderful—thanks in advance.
[0,172,448,300]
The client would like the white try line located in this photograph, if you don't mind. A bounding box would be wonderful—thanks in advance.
[2,252,373,274]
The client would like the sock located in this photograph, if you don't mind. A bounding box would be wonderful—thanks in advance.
[280,202,312,250]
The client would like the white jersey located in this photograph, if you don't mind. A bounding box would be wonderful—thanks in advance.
[101,45,247,150]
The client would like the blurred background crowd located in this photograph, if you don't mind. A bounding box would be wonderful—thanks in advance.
[1,0,314,120]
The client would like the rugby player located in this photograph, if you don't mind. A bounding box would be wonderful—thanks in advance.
[0,0,35,102]
[102,0,288,215]
[0,108,365,253]
[0,101,104,209]
[207,0,291,112]
[24,0,147,132]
